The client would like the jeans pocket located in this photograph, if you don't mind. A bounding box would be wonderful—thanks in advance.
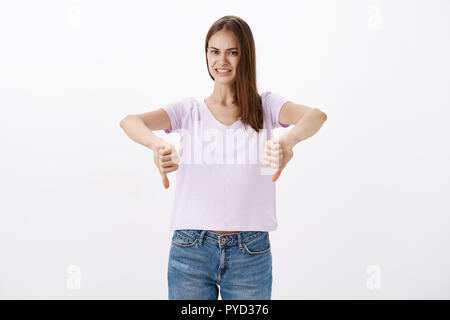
[243,232,271,255]
[171,230,198,248]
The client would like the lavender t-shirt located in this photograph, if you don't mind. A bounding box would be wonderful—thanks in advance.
[162,91,291,231]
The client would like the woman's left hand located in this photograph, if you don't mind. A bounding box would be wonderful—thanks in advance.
[264,133,294,182]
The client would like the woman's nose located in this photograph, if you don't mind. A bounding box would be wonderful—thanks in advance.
[218,53,229,62]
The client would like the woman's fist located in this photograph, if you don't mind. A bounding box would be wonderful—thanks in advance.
[264,134,294,182]
[152,139,180,189]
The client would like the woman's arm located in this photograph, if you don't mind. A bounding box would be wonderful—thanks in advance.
[265,105,327,182]
[119,108,171,151]
[120,110,179,189]
[285,108,327,150]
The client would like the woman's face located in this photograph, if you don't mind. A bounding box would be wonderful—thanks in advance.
[207,29,240,83]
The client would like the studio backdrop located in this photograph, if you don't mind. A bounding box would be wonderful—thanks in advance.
[0,0,449,299]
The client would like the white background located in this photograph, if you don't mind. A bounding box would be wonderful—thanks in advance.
[1,0,449,299]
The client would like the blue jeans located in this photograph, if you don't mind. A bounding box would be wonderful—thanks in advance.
[168,230,272,300]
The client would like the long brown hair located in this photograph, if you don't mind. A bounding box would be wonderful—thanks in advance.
[204,15,264,133]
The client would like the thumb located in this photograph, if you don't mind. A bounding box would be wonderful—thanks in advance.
[272,167,282,182]
[161,171,169,189]
[158,146,170,189]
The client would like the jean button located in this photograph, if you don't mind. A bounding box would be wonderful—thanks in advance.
[221,238,227,243]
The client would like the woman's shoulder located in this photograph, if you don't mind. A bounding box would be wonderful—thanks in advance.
[259,91,277,111]
[261,91,278,97]
[168,96,202,112]
[259,91,276,107]
[260,91,279,103]
[259,90,291,128]
[259,90,289,107]
[260,91,271,99]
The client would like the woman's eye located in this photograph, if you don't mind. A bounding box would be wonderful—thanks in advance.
[210,50,238,56]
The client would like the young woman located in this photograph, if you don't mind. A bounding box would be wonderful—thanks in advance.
[120,15,327,300]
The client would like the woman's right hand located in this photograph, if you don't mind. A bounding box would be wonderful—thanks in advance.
[152,138,180,189]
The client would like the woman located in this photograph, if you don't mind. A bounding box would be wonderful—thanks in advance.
[120,15,327,300]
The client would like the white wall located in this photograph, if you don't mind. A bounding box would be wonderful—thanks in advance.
[0,0,449,299]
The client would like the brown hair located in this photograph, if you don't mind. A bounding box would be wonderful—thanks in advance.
[204,15,264,133]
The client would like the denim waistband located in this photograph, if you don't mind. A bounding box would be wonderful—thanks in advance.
[175,229,269,248]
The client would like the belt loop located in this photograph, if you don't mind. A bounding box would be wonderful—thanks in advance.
[198,230,206,245]
[237,233,243,250]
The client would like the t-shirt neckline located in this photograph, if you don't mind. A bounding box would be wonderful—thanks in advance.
[201,98,242,129]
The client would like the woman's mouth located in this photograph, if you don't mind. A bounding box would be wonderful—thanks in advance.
[215,68,232,76]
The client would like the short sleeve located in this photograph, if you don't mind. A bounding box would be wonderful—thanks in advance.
[161,98,186,134]
[261,91,291,128]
